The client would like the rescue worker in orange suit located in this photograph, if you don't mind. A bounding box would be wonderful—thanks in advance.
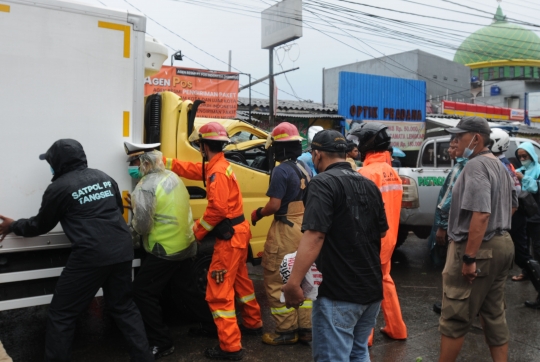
[251,122,312,346]
[163,122,263,360]
[348,122,407,345]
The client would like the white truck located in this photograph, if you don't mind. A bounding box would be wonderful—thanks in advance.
[396,133,540,247]
[0,0,168,311]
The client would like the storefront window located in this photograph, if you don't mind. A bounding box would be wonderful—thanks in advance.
[489,67,494,80]
[509,66,515,78]
[499,67,504,78]
[516,66,523,77]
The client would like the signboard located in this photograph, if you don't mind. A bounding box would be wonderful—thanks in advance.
[144,66,239,118]
[510,109,525,121]
[261,0,302,49]
[442,100,524,121]
[529,92,540,118]
[363,120,426,150]
[338,72,426,150]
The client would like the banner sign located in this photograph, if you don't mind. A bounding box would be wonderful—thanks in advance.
[144,66,239,118]
[363,120,426,151]
[442,100,524,121]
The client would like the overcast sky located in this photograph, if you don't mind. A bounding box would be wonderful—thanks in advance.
[92,0,540,103]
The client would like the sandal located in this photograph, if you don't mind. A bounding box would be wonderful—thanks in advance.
[511,274,529,282]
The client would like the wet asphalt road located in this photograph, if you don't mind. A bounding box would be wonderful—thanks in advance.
[1,234,540,362]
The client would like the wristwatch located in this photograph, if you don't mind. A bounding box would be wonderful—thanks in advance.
[462,254,476,265]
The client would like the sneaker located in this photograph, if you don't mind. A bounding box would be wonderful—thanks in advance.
[261,331,298,346]
[433,301,442,314]
[204,345,244,360]
[239,324,263,336]
[525,295,540,309]
[151,345,174,360]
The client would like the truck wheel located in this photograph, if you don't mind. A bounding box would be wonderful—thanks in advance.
[192,254,212,297]
[396,228,409,249]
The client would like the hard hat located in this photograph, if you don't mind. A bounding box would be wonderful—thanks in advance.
[490,128,510,153]
[348,122,391,153]
[189,122,230,143]
[124,141,161,162]
[271,122,303,142]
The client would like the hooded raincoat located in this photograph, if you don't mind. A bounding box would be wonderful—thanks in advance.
[10,139,133,268]
[516,142,540,223]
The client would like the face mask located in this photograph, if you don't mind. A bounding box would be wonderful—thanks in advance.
[312,152,322,174]
[128,166,142,179]
[462,135,477,160]
[50,166,55,175]
[521,160,532,168]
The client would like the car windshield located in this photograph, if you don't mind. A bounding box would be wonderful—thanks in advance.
[229,131,263,144]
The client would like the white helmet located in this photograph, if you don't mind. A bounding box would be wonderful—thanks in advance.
[308,126,324,144]
[490,128,510,153]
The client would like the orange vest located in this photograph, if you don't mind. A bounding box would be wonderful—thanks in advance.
[165,153,248,247]
[359,151,403,264]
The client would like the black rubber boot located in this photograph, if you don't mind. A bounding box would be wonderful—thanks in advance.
[298,328,312,344]
[204,346,244,360]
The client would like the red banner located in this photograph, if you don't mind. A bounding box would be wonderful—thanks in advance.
[144,66,239,118]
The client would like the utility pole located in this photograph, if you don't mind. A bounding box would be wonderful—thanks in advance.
[269,48,275,128]
[228,50,232,72]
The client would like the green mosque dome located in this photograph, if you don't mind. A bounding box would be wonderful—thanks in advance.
[454,5,540,66]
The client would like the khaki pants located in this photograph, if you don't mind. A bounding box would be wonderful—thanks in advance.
[439,233,514,346]
[0,340,13,362]
[262,201,312,332]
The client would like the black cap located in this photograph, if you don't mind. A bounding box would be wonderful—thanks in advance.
[446,116,490,135]
[311,130,348,153]
[39,153,47,160]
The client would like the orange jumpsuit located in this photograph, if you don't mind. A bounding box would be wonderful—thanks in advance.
[359,151,407,343]
[165,153,262,352]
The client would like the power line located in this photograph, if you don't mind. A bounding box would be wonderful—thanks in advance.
[122,0,310,100]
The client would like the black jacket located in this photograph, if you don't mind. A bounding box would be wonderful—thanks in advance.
[11,139,133,268]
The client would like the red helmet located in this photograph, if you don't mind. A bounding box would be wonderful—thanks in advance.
[191,122,230,142]
[271,122,303,142]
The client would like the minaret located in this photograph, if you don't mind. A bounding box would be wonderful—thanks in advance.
[494,0,506,23]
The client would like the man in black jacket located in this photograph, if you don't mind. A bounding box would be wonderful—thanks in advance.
[0,139,153,362]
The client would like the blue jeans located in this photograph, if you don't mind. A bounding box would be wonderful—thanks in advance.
[312,297,381,362]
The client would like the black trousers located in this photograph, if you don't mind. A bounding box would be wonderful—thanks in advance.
[133,254,215,347]
[527,222,540,261]
[45,261,153,362]
[510,210,532,272]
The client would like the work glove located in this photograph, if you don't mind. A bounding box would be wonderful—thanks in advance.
[211,269,228,284]
[251,207,264,226]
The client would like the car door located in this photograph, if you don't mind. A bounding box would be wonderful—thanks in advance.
[413,138,452,225]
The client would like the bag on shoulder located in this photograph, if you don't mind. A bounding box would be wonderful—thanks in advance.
[518,191,539,217]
